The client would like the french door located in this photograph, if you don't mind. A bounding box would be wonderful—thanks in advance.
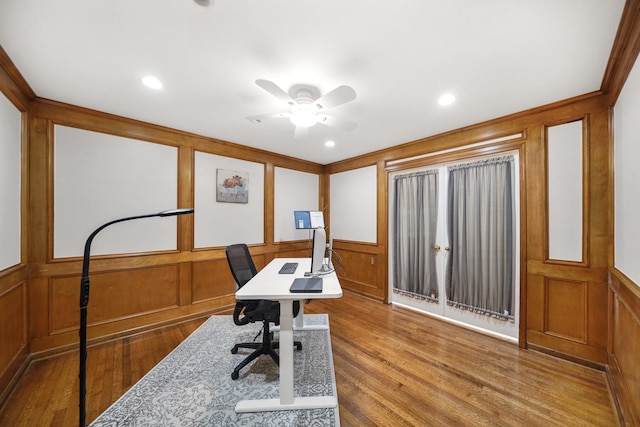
[388,154,520,340]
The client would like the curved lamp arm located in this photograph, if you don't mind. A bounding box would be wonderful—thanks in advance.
[80,208,194,307]
[79,208,194,427]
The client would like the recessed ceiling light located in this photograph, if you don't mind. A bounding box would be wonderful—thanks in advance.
[438,93,455,106]
[325,140,335,148]
[142,76,163,90]
[193,0,212,6]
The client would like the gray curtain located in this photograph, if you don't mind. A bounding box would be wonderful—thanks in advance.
[446,156,514,320]
[393,170,439,302]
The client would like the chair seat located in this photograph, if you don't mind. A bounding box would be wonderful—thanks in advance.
[235,299,280,325]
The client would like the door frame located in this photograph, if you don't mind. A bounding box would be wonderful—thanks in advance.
[386,138,526,344]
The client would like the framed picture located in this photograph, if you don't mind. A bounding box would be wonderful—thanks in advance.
[216,169,249,203]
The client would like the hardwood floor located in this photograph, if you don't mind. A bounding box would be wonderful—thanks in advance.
[312,294,617,426]
[0,291,617,426]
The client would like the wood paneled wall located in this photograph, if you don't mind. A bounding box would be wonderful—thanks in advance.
[0,46,32,408]
[23,98,324,359]
[0,265,29,407]
[608,269,640,425]
[327,92,636,422]
[328,94,612,368]
[333,242,382,300]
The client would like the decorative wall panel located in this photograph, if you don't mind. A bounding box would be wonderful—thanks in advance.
[49,265,180,334]
[191,259,235,304]
[0,90,21,270]
[54,125,179,258]
[194,151,265,248]
[608,269,640,425]
[0,281,26,376]
[547,120,584,262]
[545,278,587,342]
[274,167,319,243]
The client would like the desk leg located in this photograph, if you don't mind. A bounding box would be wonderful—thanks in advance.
[235,299,337,413]
[293,302,304,329]
[279,299,295,404]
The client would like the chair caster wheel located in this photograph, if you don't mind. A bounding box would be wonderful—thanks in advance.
[231,371,239,380]
[231,346,238,354]
[295,343,302,351]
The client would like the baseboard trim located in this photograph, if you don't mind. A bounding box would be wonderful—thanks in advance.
[526,342,606,371]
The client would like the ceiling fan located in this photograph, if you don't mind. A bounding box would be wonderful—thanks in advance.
[246,79,357,139]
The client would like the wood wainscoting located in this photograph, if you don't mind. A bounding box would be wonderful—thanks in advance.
[0,265,30,408]
[608,268,640,426]
[333,241,384,302]
[27,254,235,357]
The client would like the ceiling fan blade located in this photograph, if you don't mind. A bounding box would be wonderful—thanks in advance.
[314,85,356,110]
[317,114,357,131]
[294,125,309,139]
[255,79,295,104]
[245,112,290,123]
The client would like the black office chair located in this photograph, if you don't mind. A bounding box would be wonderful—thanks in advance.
[225,244,302,380]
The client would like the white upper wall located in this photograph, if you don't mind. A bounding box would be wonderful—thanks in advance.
[330,165,377,243]
[547,120,584,262]
[194,151,264,248]
[54,126,180,258]
[0,91,21,270]
[614,55,640,286]
[274,167,320,242]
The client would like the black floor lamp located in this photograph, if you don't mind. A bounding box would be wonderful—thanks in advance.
[78,208,194,427]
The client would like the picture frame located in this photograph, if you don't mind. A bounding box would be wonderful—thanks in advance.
[216,169,249,203]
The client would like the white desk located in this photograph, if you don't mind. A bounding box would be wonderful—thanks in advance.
[234,257,343,413]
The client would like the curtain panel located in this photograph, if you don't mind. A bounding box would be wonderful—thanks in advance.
[393,170,439,302]
[446,156,515,320]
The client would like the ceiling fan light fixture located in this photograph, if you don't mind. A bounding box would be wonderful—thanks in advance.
[251,79,357,135]
[289,105,318,127]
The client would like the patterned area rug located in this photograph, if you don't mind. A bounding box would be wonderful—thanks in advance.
[90,314,339,426]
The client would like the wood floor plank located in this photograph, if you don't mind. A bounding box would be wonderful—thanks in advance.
[0,291,617,426]
[308,293,617,426]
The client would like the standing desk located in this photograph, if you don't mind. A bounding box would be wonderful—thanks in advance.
[234,257,343,413]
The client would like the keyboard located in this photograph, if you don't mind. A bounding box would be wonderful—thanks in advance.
[278,262,298,274]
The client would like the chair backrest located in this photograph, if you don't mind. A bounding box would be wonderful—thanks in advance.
[226,243,300,326]
[225,244,258,288]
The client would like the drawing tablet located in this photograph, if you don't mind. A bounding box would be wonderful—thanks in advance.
[289,277,323,293]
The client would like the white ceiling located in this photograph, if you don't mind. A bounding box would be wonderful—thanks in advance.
[0,0,625,164]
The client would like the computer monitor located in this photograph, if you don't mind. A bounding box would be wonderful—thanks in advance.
[310,227,326,274]
[309,211,325,228]
[294,210,325,229]
[294,210,311,229]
